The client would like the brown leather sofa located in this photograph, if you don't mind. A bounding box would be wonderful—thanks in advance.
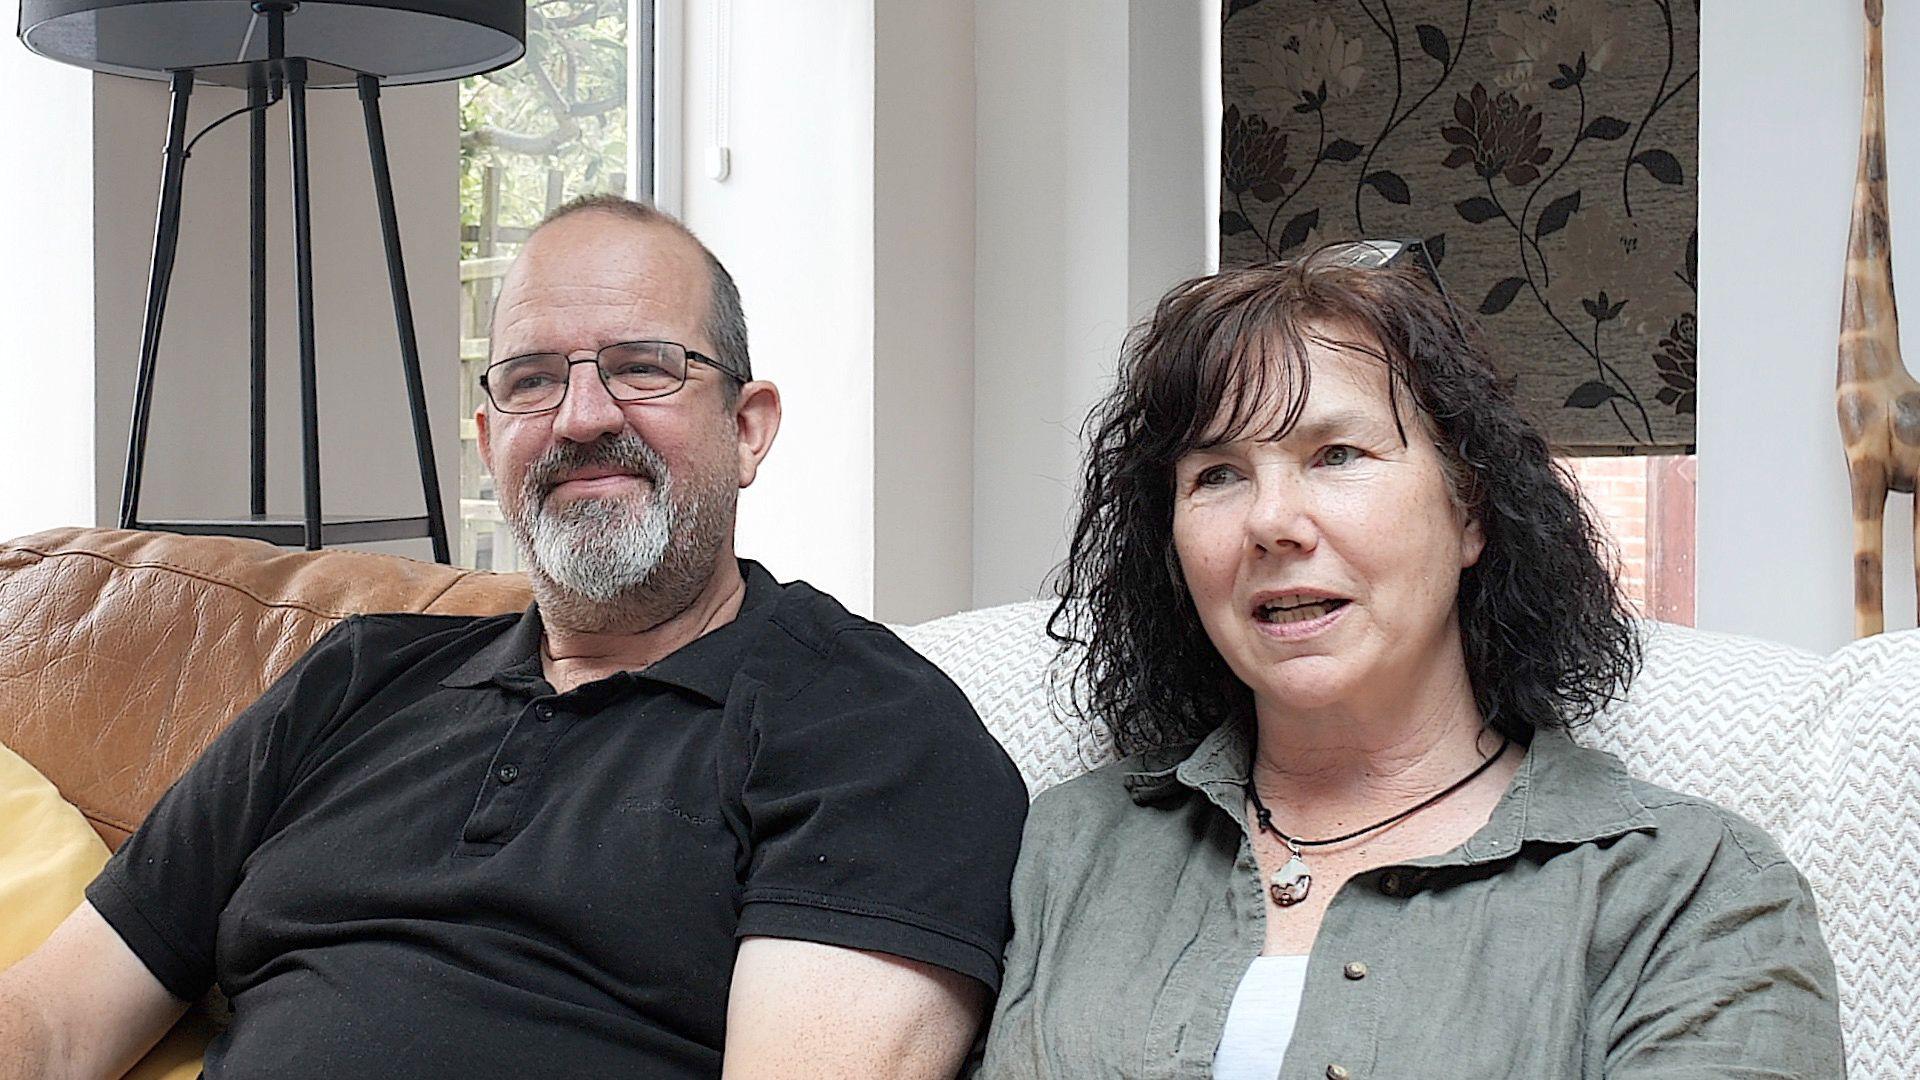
[0,527,530,851]
[7,527,1920,1078]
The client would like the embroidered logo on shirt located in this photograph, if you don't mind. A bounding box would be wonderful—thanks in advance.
[618,796,720,827]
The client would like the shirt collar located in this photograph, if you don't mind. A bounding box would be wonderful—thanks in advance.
[1122,722,1254,822]
[439,559,782,704]
[1124,721,1658,865]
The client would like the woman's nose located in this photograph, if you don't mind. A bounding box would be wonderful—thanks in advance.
[1244,472,1319,553]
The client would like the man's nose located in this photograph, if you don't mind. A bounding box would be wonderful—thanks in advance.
[550,357,628,443]
[1245,471,1320,554]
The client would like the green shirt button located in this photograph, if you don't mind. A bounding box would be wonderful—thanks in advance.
[1344,961,1368,980]
[1327,1065,1351,1080]
[1379,872,1404,895]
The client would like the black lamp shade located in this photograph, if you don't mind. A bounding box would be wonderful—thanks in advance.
[19,0,526,87]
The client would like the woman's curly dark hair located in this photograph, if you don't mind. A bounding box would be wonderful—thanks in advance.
[1048,245,1641,756]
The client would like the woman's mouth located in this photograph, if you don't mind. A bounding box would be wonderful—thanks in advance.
[1252,596,1351,637]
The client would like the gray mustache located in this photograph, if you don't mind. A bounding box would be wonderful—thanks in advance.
[525,434,668,505]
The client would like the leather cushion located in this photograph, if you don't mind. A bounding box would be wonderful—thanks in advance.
[0,528,529,849]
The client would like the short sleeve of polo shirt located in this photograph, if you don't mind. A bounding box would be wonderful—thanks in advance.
[734,624,1028,991]
[85,617,364,1002]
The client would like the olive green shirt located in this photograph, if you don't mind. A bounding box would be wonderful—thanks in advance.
[978,724,1845,1079]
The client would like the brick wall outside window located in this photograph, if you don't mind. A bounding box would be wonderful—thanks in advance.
[1558,455,1697,627]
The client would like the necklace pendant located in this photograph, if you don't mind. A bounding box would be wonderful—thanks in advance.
[1270,852,1312,907]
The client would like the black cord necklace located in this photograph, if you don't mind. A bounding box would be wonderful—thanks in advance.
[1244,738,1510,907]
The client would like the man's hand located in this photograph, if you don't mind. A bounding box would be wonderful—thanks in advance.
[0,903,186,1080]
[722,937,988,1080]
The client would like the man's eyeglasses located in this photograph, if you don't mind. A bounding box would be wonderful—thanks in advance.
[481,341,746,414]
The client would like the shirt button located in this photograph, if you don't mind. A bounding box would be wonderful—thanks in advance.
[496,764,520,785]
[535,705,555,722]
[1378,872,1403,895]
[1326,1066,1351,1080]
[1343,961,1368,980]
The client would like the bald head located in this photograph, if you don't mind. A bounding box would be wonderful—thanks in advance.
[496,195,751,387]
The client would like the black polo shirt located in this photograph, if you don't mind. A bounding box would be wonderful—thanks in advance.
[87,561,1028,1079]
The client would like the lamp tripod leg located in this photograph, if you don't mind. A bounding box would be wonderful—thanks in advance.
[249,80,269,518]
[120,69,196,530]
[359,74,452,564]
[288,61,323,550]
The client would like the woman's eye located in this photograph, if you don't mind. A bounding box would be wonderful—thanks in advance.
[1195,464,1237,487]
[1320,445,1360,467]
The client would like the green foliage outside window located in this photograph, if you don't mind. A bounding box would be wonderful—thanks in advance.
[460,0,630,258]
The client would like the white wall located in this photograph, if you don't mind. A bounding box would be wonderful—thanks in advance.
[1697,1,1917,648]
[874,0,977,622]
[1128,0,1218,314]
[674,0,980,624]
[0,24,94,540]
[971,0,1217,607]
[972,0,1129,609]
[667,0,1217,618]
[90,75,460,560]
[677,0,878,614]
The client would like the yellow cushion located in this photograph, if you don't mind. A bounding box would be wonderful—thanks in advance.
[0,742,111,967]
[0,743,205,1079]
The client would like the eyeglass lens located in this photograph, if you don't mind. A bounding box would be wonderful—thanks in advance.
[1321,240,1405,268]
[487,342,688,412]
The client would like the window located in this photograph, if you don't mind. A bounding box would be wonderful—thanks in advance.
[457,0,656,570]
[1560,454,1696,625]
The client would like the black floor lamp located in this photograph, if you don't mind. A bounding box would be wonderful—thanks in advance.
[17,0,526,561]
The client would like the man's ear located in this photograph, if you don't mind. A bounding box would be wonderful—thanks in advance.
[475,405,494,476]
[732,380,781,489]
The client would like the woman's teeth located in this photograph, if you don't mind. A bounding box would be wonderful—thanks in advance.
[1256,599,1345,624]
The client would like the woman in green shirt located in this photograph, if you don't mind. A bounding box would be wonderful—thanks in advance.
[978,243,1844,1079]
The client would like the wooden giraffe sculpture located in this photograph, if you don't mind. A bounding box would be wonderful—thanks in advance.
[1839,0,1920,638]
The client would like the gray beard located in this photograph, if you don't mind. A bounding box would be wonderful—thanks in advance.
[526,481,680,603]
[501,432,732,633]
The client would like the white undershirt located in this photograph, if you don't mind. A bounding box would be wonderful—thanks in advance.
[1212,954,1312,1080]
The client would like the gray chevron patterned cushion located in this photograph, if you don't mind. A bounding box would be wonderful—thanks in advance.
[893,602,1919,1078]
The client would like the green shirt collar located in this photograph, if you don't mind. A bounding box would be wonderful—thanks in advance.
[1123,721,1658,866]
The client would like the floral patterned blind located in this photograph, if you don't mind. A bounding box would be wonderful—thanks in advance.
[1221,0,1698,454]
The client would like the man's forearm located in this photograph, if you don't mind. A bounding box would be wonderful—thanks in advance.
[0,975,61,1080]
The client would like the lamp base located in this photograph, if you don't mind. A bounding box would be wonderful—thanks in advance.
[131,515,439,548]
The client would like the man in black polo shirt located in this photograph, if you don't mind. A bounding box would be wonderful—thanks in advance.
[0,197,1029,1079]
